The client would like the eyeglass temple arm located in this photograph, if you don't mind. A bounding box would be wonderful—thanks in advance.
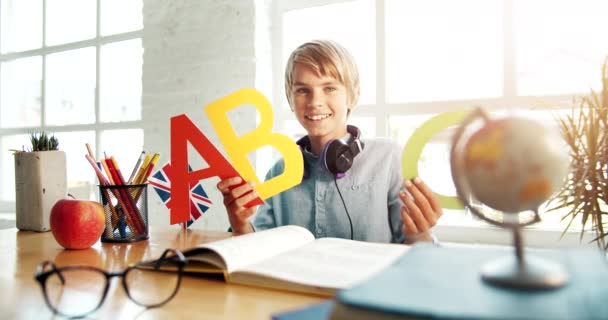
[35,261,66,284]
[154,249,186,269]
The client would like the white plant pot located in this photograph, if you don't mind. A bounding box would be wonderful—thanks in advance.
[14,151,67,232]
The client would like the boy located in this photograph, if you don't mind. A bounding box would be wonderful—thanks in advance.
[217,40,442,244]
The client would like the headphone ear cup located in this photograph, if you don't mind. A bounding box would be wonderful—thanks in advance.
[322,140,352,174]
[335,149,354,173]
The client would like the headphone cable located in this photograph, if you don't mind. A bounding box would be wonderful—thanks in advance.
[334,177,354,240]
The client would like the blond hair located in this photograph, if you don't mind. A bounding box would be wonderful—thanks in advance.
[284,40,360,110]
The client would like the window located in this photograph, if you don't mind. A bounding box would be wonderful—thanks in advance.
[0,0,144,213]
[385,0,503,102]
[273,0,606,246]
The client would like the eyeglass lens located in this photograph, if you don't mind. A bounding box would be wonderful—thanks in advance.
[45,268,107,317]
[125,262,182,306]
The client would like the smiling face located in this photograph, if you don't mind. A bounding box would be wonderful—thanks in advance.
[291,63,351,154]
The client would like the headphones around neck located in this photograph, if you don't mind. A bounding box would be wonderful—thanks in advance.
[297,125,364,179]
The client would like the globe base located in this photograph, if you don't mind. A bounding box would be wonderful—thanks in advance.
[480,255,568,290]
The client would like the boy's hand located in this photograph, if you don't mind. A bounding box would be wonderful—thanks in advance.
[217,177,258,235]
[399,177,443,244]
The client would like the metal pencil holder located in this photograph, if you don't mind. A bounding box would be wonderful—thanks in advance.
[99,184,149,243]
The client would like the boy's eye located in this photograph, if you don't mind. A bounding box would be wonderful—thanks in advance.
[325,87,337,92]
[294,88,308,94]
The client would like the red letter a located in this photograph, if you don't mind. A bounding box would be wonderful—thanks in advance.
[170,114,263,225]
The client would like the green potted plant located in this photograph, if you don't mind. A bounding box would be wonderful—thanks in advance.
[12,132,66,232]
[548,56,608,250]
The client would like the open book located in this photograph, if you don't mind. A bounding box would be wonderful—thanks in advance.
[173,225,409,296]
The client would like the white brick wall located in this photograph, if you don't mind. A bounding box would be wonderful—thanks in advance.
[142,0,263,231]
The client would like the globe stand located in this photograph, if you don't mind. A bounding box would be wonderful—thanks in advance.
[450,108,568,291]
[480,224,568,290]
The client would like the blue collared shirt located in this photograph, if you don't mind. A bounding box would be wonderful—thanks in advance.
[252,137,405,243]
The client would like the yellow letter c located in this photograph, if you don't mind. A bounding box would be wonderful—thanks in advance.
[402,110,468,209]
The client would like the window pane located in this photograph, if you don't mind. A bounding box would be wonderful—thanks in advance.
[282,0,376,105]
[46,0,95,46]
[385,0,503,103]
[99,129,144,179]
[349,117,376,138]
[53,131,96,200]
[101,0,143,36]
[0,0,42,53]
[1,135,28,202]
[515,0,608,95]
[100,39,143,122]
[46,48,96,126]
[1,57,42,128]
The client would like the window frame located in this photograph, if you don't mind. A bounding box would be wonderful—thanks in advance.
[271,0,593,247]
[0,1,143,213]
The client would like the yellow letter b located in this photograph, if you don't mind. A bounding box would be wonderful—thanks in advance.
[205,88,303,200]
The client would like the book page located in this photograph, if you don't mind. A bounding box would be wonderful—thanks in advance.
[187,225,315,273]
[230,238,409,290]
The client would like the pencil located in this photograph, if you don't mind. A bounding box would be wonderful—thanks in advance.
[110,156,127,185]
[140,153,160,183]
[133,154,153,185]
[85,143,95,159]
[88,152,124,234]
[100,159,116,185]
[131,153,160,205]
[85,154,116,237]
[99,156,129,233]
[128,151,146,184]
[102,158,136,231]
[112,156,148,234]
[105,158,145,234]
[85,154,110,186]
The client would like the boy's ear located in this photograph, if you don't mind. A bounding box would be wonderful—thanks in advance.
[347,106,356,117]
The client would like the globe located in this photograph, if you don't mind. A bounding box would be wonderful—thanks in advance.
[459,116,569,214]
[450,109,570,290]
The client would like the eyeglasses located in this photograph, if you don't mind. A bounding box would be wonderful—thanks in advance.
[34,248,186,319]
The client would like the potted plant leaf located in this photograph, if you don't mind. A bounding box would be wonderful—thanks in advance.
[12,132,66,232]
[547,56,608,250]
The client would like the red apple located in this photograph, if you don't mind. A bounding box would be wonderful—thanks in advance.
[50,199,106,250]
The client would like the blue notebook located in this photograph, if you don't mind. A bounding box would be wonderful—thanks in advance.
[272,301,333,320]
[334,243,608,320]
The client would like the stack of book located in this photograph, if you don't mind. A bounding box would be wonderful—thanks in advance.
[329,243,608,320]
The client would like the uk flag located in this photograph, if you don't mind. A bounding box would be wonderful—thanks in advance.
[148,162,212,227]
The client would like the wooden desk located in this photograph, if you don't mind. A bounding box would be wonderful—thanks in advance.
[0,227,324,319]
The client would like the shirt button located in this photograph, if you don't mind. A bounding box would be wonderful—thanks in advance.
[316,194,323,201]
[351,185,359,190]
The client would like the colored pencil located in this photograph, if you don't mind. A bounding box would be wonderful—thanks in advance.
[86,154,114,237]
[134,154,153,184]
[140,153,160,183]
[105,158,145,234]
[128,151,146,184]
